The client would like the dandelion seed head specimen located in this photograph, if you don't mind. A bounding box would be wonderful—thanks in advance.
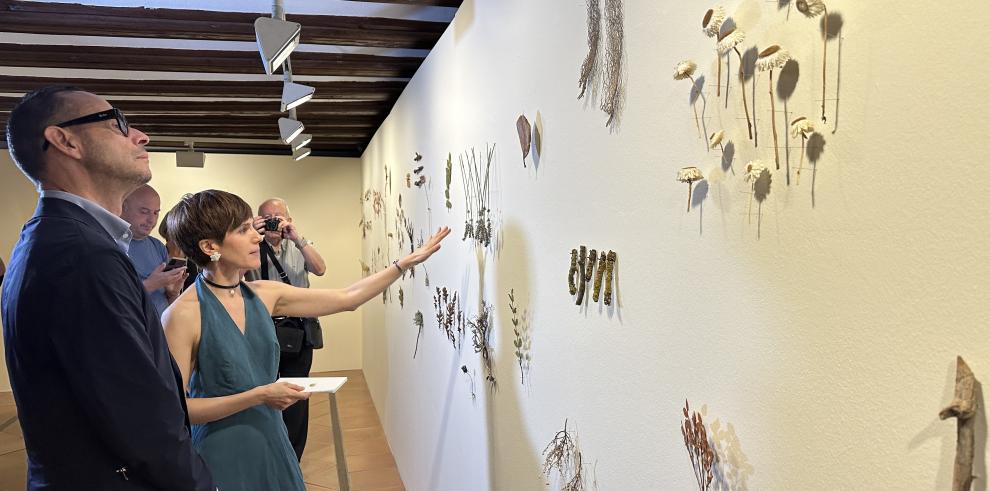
[796,0,826,17]
[716,28,746,56]
[756,45,791,72]
[790,117,815,139]
[674,60,698,80]
[744,160,769,183]
[702,6,726,38]
[709,130,725,149]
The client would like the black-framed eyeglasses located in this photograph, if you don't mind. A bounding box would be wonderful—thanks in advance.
[42,108,129,151]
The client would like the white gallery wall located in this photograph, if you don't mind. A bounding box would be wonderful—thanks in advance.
[360,0,990,489]
[0,151,364,389]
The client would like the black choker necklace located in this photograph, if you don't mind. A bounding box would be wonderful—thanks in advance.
[201,274,239,296]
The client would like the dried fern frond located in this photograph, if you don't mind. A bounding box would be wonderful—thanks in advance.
[578,0,602,99]
[755,45,791,72]
[702,6,726,38]
[716,28,746,56]
[673,60,698,80]
[600,0,624,126]
[796,0,826,17]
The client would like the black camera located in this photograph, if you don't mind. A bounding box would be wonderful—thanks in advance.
[263,217,282,232]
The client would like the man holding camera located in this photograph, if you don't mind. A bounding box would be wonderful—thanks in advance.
[121,184,186,319]
[246,197,326,460]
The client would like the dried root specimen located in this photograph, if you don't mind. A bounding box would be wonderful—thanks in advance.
[592,252,607,302]
[756,45,792,170]
[509,289,531,385]
[796,0,829,123]
[516,114,532,167]
[433,287,464,348]
[702,6,726,96]
[677,167,705,213]
[577,0,601,99]
[682,400,715,490]
[673,60,702,138]
[789,117,815,185]
[603,251,616,306]
[939,356,980,491]
[469,301,496,392]
[600,0,624,127]
[542,419,586,491]
[413,311,424,358]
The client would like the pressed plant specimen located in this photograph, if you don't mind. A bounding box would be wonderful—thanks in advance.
[444,153,453,210]
[789,117,815,185]
[796,0,829,123]
[542,419,586,491]
[744,160,769,224]
[717,28,753,141]
[398,287,404,308]
[469,301,496,392]
[508,289,531,385]
[673,60,702,138]
[459,145,496,248]
[756,45,792,169]
[577,0,601,99]
[682,400,716,491]
[709,130,725,151]
[413,311,424,358]
[701,6,726,97]
[414,152,422,162]
[599,0,624,127]
[433,287,464,349]
[677,167,705,213]
[460,365,477,401]
[516,114,532,167]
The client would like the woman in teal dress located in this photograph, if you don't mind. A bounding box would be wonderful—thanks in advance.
[161,190,449,490]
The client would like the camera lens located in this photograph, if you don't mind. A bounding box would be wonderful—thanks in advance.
[264,217,281,231]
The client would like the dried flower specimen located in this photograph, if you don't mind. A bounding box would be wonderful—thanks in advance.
[460,145,496,248]
[717,28,754,141]
[796,0,829,123]
[406,173,411,188]
[542,420,586,491]
[413,165,424,174]
[709,130,725,151]
[413,311,424,358]
[398,287,404,308]
[673,60,702,138]
[677,167,705,212]
[433,287,464,349]
[516,114,532,167]
[756,45,792,169]
[939,356,980,491]
[592,252,607,302]
[509,289,531,385]
[682,400,715,490]
[603,251,616,306]
[600,0,624,127]
[414,175,427,187]
[359,259,371,278]
[789,117,815,185]
[414,152,423,162]
[568,249,579,295]
[744,160,770,225]
[578,0,601,99]
[444,153,453,210]
[702,6,726,96]
[469,301,496,392]
[371,191,384,217]
[460,365,477,401]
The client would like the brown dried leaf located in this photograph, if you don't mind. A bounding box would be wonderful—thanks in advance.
[516,114,532,167]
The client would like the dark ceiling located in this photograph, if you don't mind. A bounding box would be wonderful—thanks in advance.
[0,0,461,158]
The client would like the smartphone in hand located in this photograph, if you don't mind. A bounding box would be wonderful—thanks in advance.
[163,257,187,272]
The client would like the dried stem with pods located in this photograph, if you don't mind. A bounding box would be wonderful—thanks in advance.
[542,419,586,491]
[717,27,752,141]
[796,0,829,123]
[673,60,702,139]
[469,301,496,393]
[702,6,726,97]
[939,356,980,491]
[677,167,705,213]
[682,400,715,491]
[756,45,792,169]
[577,0,601,99]
[460,145,496,248]
[789,117,815,185]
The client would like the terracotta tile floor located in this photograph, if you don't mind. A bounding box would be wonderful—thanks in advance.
[0,370,403,491]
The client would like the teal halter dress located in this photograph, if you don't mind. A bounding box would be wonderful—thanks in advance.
[188,277,305,490]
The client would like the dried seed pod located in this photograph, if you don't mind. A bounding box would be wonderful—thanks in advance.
[593,251,607,302]
[603,251,616,306]
[568,249,579,295]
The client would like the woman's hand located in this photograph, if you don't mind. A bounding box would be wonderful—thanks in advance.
[256,381,310,410]
[399,226,451,269]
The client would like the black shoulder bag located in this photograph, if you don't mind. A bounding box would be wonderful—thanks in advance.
[260,241,324,353]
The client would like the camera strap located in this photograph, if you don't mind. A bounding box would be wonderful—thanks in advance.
[259,240,291,285]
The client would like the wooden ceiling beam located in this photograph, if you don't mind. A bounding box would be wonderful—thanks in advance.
[0,76,405,100]
[0,0,448,49]
[0,97,391,117]
[342,0,463,7]
[0,44,423,78]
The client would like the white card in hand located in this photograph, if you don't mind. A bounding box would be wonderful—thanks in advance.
[277,377,348,393]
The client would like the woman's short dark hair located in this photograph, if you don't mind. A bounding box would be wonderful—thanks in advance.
[167,190,253,267]
[6,86,84,185]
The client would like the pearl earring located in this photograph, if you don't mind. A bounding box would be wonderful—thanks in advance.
[209,252,221,262]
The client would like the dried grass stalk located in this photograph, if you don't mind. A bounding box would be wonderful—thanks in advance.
[600,0,623,126]
[578,0,601,99]
[682,400,715,490]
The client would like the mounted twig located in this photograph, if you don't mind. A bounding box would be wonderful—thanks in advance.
[578,0,601,99]
[796,0,829,123]
[756,45,792,170]
[469,301,496,393]
[939,356,979,491]
[600,0,624,126]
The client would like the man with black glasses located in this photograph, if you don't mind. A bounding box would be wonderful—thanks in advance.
[1,87,214,490]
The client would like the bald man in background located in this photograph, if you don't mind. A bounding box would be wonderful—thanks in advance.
[121,184,186,319]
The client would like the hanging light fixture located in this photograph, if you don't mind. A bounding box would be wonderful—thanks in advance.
[289,133,312,151]
[278,117,304,144]
[254,17,301,75]
[281,82,315,112]
[292,147,311,161]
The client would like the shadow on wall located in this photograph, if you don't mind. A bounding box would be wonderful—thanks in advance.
[453,0,475,44]
[489,219,544,490]
[908,361,988,491]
